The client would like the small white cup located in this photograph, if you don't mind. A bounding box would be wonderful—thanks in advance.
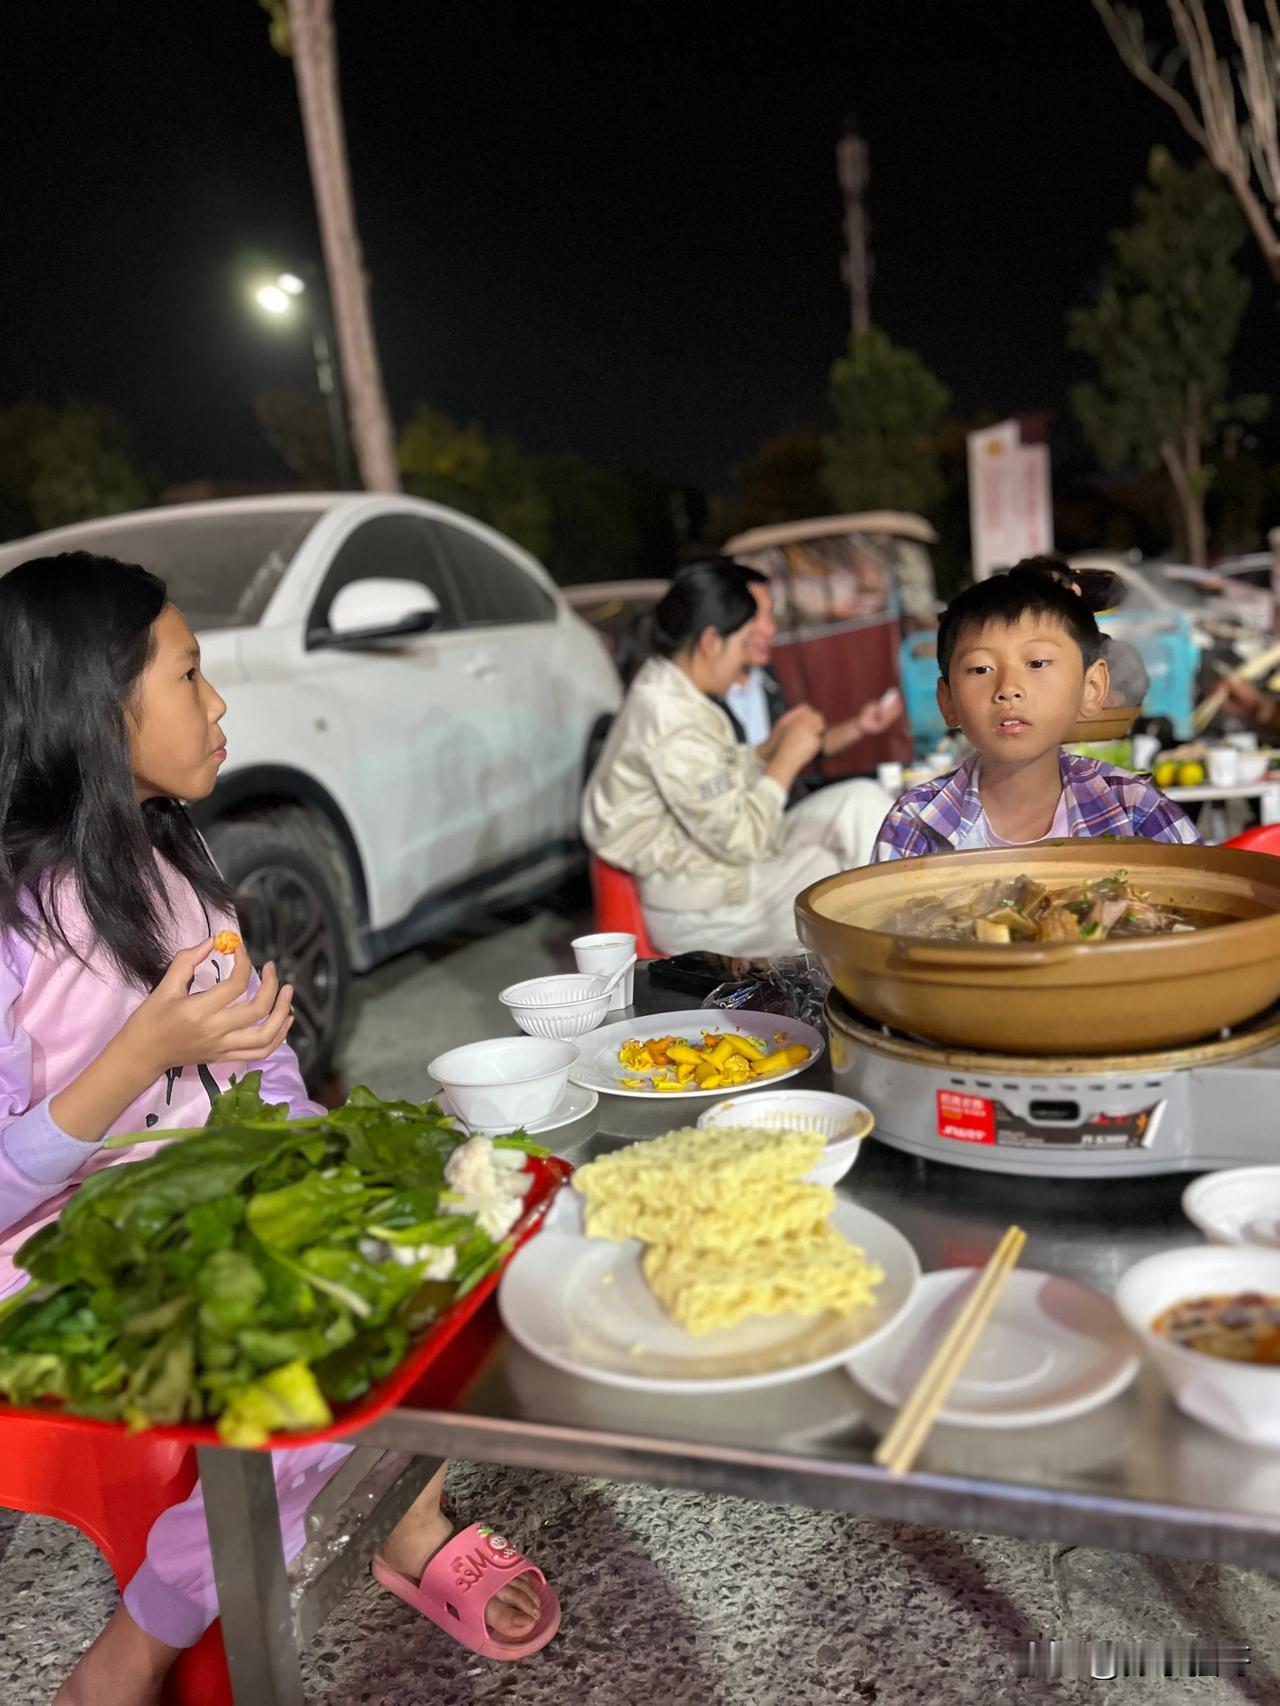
[571,931,636,1012]
[876,762,905,795]
[1131,734,1160,771]
[1208,746,1240,788]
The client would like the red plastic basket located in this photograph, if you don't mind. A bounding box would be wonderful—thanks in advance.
[0,1153,572,1448]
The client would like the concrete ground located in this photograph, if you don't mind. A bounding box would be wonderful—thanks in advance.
[4,882,1280,1704]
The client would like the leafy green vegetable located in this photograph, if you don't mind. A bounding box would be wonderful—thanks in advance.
[217,1360,331,1448]
[0,1077,542,1446]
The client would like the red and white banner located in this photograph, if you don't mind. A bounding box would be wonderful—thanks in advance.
[967,420,1053,580]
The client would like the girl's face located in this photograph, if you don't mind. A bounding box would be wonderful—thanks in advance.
[693,619,756,699]
[129,604,228,802]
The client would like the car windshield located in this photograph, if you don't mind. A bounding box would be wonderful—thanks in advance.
[0,507,328,629]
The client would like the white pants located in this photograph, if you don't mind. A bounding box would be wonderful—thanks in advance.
[644,779,891,960]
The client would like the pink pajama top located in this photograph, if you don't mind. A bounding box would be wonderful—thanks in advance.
[0,856,320,1299]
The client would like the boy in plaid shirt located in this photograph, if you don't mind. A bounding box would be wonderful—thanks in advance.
[873,559,1199,859]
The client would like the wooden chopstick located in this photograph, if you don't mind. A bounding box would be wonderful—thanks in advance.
[873,1225,1027,1475]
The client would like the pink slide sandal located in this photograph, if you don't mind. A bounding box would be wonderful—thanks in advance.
[372,1522,561,1660]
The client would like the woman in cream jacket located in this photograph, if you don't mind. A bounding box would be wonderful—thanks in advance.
[583,561,892,959]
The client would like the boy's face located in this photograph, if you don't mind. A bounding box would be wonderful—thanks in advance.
[937,611,1109,765]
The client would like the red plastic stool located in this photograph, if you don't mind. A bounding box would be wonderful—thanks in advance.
[1223,824,1280,855]
[0,1417,231,1704]
[588,855,660,959]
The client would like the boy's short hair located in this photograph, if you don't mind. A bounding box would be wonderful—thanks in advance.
[936,557,1110,680]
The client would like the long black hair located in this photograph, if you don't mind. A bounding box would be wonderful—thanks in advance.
[936,556,1115,680]
[617,558,765,685]
[0,552,231,989]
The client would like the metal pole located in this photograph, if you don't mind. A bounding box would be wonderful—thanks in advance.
[196,1445,307,1706]
[311,323,354,489]
[837,123,872,337]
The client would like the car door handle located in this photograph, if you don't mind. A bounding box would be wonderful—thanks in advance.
[465,656,499,680]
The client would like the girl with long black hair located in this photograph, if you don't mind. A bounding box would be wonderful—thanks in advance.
[0,554,556,1704]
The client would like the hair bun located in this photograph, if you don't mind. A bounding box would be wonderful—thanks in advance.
[1007,556,1117,616]
[1069,568,1119,615]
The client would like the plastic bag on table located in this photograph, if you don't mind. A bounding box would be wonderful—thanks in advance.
[706,953,832,1030]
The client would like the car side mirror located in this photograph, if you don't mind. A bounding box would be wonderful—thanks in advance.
[315,578,439,648]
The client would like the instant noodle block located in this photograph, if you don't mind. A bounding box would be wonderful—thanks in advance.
[643,1224,884,1335]
[575,1124,882,1335]
[584,1176,833,1254]
[575,1125,824,1219]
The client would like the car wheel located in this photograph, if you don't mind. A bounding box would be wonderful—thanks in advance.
[203,816,352,1091]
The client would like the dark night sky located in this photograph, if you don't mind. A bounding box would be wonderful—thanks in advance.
[3,1,1275,489]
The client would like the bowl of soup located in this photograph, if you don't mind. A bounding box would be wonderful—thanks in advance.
[1115,1246,1280,1445]
[796,841,1280,1056]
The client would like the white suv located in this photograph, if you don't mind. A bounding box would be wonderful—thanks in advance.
[0,496,621,1083]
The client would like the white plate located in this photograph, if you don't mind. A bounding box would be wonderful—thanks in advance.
[436,1080,598,1136]
[497,1197,919,1393]
[567,1007,824,1099]
[846,1268,1140,1429]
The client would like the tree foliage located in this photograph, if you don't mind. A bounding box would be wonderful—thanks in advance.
[720,430,827,536]
[1067,148,1267,564]
[1094,0,1280,282]
[535,452,637,584]
[822,328,951,517]
[0,400,150,538]
[255,388,344,488]
[397,404,552,559]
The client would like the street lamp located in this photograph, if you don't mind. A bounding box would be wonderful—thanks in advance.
[251,269,353,489]
[255,282,293,316]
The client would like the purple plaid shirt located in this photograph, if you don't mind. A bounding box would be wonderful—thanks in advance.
[872,751,1201,861]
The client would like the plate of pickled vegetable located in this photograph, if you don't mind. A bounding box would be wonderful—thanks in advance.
[568,1008,824,1099]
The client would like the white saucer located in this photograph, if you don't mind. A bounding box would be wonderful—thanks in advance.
[845,1267,1140,1429]
[437,1080,598,1137]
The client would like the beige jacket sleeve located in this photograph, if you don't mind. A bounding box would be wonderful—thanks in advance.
[647,719,788,866]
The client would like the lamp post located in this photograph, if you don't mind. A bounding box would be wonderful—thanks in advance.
[252,268,354,489]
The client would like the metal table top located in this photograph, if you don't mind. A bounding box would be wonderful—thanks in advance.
[364,975,1280,1569]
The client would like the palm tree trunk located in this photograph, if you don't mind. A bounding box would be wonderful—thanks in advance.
[286,0,399,492]
[1160,441,1207,567]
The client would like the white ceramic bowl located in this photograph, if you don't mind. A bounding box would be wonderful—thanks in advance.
[428,1037,579,1132]
[1182,1167,1280,1248]
[499,974,611,1039]
[697,1089,874,1188]
[1237,752,1271,786]
[1114,1245,1280,1445]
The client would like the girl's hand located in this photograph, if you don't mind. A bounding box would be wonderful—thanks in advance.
[123,939,295,1080]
